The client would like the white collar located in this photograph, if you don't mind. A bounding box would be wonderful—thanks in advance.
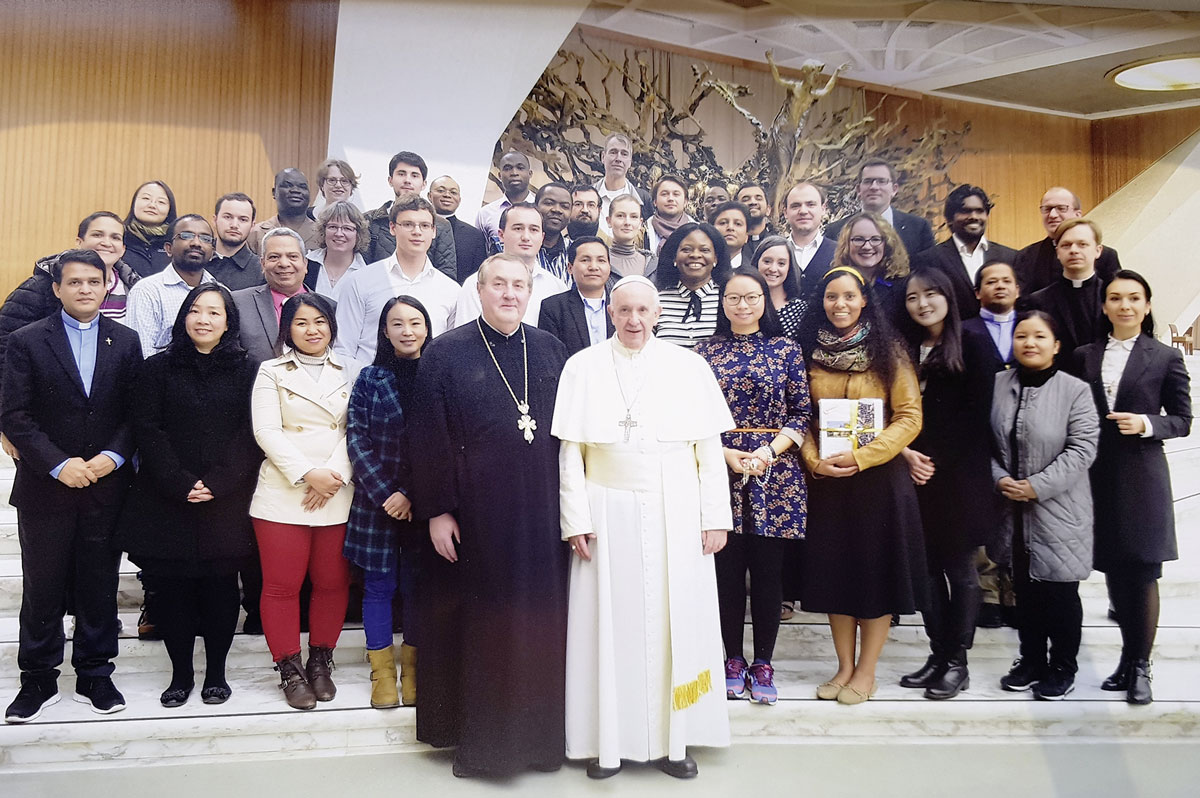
[979,308,1014,323]
[953,234,988,256]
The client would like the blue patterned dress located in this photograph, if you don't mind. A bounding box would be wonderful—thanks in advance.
[695,332,811,539]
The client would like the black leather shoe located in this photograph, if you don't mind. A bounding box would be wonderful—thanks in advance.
[1100,657,1132,692]
[900,655,947,689]
[925,663,969,700]
[656,754,698,779]
[306,646,337,702]
[587,759,622,779]
[1127,659,1153,705]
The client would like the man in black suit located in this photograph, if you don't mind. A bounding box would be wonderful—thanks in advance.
[2,250,142,723]
[913,184,1017,319]
[782,181,837,299]
[825,159,935,258]
[538,237,614,357]
[1027,218,1109,370]
[1013,186,1121,295]
[430,175,487,284]
[234,227,313,365]
[962,260,1020,373]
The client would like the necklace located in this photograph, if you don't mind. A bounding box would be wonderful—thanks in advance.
[478,319,536,444]
[611,345,648,443]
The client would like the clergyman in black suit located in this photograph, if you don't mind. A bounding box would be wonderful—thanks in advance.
[1026,218,1108,371]
[429,175,488,284]
[961,260,1020,374]
[1014,187,1121,295]
[825,159,935,259]
[1074,269,1192,704]
[2,249,142,723]
[538,237,615,357]
[782,181,837,300]
[913,184,1017,319]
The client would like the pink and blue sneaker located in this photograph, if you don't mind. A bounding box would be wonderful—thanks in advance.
[747,661,777,705]
[725,656,749,699]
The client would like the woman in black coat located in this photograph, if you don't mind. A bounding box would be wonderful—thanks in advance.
[121,180,177,277]
[118,284,261,707]
[1074,270,1192,705]
[896,268,997,699]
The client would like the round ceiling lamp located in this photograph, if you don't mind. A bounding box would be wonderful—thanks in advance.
[1107,56,1200,92]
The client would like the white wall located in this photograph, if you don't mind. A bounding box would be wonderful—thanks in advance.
[327,0,590,221]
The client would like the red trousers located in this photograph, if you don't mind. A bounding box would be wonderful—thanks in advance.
[252,519,350,660]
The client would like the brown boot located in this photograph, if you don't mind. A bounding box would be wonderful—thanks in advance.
[306,645,337,702]
[399,643,417,706]
[368,646,399,709]
[276,653,316,710]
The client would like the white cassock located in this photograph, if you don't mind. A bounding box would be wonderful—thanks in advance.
[552,335,735,767]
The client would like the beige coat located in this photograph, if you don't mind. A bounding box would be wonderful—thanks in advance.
[249,350,360,526]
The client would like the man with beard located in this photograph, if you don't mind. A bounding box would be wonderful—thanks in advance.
[126,215,219,357]
[429,175,487,283]
[476,151,535,253]
[535,182,573,283]
[364,151,457,279]
[913,185,1017,318]
[1014,186,1121,295]
[593,133,649,237]
[410,252,569,778]
[736,183,775,252]
[207,193,264,290]
[645,175,694,254]
[568,185,602,240]
[247,169,319,255]
[827,160,934,258]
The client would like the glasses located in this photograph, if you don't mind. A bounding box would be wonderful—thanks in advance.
[1039,204,1073,215]
[174,231,215,245]
[849,236,885,247]
[723,293,764,306]
[860,177,892,186]
[325,224,357,234]
[395,221,435,232]
[323,177,352,186]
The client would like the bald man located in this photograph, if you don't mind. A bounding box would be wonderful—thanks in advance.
[430,175,487,283]
[1014,186,1121,295]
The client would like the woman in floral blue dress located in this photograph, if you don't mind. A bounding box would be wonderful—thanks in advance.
[696,268,811,705]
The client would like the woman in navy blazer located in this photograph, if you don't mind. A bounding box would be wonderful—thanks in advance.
[345,295,431,709]
[1074,270,1192,705]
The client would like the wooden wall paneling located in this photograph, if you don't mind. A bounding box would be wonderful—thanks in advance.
[1091,107,1200,202]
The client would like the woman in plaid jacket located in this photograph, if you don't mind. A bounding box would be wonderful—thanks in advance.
[345,296,431,709]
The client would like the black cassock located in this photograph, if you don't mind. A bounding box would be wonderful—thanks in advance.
[409,320,569,775]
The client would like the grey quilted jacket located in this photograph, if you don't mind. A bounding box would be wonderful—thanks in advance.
[990,369,1099,582]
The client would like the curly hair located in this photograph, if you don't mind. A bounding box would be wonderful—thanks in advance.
[832,211,909,281]
[800,266,908,387]
[316,201,370,255]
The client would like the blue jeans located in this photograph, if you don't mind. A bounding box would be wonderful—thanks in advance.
[362,548,419,650]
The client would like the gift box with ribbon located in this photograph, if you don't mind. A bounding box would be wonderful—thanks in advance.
[818,398,884,459]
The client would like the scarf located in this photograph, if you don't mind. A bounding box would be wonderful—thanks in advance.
[650,213,692,253]
[126,219,169,246]
[812,322,872,373]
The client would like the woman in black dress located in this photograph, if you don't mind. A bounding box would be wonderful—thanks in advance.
[897,268,996,699]
[118,284,260,706]
[1074,270,1192,704]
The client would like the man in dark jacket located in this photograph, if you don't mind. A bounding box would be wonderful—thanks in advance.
[825,160,935,258]
[1013,186,1121,295]
[364,151,456,279]
[429,175,487,284]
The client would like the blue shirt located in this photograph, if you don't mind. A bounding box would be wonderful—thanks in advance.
[50,311,126,479]
[580,292,608,347]
[979,307,1014,364]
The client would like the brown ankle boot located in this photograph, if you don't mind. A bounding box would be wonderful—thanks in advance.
[306,645,337,702]
[399,643,417,706]
[276,653,316,710]
[368,646,399,709]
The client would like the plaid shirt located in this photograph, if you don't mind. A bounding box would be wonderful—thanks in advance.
[344,365,410,573]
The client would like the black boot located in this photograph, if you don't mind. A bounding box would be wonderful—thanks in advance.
[925,656,969,700]
[306,645,337,702]
[900,655,947,689]
[1101,656,1132,692]
[1126,659,1153,705]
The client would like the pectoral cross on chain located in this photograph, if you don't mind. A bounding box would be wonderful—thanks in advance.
[517,402,536,444]
[619,411,638,443]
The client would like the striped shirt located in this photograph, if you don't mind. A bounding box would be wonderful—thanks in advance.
[655,280,719,349]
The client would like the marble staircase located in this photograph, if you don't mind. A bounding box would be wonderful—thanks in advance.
[2,356,1199,773]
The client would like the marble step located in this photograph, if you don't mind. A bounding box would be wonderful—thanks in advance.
[1,652,1197,772]
[0,554,145,614]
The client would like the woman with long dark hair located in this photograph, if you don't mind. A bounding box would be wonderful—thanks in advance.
[752,235,806,340]
[118,284,259,707]
[653,222,732,349]
[345,296,432,709]
[250,293,359,710]
[991,311,1098,701]
[895,268,996,699]
[797,266,926,705]
[695,269,810,705]
[122,181,178,277]
[1074,271,1191,704]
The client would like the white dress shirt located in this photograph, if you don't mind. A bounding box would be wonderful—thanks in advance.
[308,248,367,303]
[126,265,220,357]
[788,232,825,273]
[453,262,567,329]
[1101,334,1154,437]
[953,234,991,284]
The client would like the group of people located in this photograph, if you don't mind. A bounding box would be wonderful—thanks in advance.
[0,137,1191,782]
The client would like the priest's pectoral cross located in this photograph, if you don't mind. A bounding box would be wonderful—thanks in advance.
[619,411,638,443]
[517,402,536,444]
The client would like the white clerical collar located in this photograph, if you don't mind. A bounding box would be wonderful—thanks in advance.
[1066,271,1094,288]
[979,308,1014,323]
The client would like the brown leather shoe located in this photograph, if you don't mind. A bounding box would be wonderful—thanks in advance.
[306,646,337,702]
[276,653,316,710]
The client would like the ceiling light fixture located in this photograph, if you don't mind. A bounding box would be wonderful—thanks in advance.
[1107,56,1200,92]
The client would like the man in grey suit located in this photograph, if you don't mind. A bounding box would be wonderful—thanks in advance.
[232,227,311,365]
[825,159,935,258]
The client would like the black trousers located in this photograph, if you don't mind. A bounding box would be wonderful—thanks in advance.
[17,503,122,679]
[715,533,788,663]
[152,571,241,683]
[1012,533,1082,674]
[922,547,980,662]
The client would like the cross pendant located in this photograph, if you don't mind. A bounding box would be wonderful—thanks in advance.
[618,411,638,443]
[518,413,537,444]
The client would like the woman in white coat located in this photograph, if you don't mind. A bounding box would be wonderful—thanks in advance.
[251,293,360,710]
